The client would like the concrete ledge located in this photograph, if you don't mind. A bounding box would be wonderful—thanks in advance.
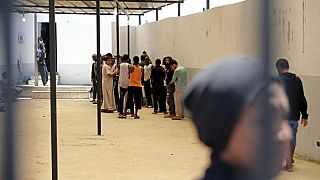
[18,85,91,99]
[32,90,90,99]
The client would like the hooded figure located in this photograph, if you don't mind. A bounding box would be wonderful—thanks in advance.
[183,58,292,179]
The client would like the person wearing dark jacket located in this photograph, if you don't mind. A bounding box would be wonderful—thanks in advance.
[184,58,292,179]
[276,58,309,172]
[163,57,176,118]
[91,54,98,104]
[151,59,166,114]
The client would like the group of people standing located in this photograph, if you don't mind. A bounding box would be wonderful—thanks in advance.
[90,51,187,121]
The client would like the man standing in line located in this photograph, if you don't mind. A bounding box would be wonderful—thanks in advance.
[118,54,134,119]
[164,57,176,118]
[144,57,153,108]
[126,56,144,119]
[276,58,309,172]
[151,59,166,114]
[170,60,187,120]
[90,54,98,104]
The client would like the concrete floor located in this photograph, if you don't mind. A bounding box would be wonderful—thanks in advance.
[7,99,320,179]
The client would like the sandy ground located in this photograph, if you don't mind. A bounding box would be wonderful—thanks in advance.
[4,99,319,179]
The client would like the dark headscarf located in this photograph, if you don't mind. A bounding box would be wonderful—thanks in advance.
[183,58,267,153]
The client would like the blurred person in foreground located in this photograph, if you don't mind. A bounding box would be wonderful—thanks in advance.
[276,58,309,172]
[183,58,292,179]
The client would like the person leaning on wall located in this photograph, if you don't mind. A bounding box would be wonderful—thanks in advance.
[184,58,292,179]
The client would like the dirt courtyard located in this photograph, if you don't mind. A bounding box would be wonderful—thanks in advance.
[10,99,320,179]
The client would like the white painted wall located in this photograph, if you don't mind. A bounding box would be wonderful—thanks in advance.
[36,14,113,84]
[0,13,35,82]
[1,13,114,85]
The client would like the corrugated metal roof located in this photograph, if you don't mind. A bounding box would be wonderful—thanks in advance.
[13,0,184,15]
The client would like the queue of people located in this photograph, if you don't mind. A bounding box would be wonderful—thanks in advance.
[90,51,187,121]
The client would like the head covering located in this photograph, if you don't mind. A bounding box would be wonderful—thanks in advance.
[183,58,267,153]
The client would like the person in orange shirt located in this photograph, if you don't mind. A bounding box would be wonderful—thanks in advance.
[126,56,144,119]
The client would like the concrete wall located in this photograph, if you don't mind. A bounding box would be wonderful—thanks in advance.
[112,23,138,60]
[271,0,320,162]
[130,0,320,161]
[135,0,261,70]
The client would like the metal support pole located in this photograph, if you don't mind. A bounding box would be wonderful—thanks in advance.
[49,0,58,179]
[156,9,159,21]
[256,0,273,179]
[139,15,141,25]
[1,0,15,179]
[116,3,120,64]
[34,14,39,86]
[128,24,130,58]
[206,0,210,10]
[96,0,102,135]
[178,3,181,17]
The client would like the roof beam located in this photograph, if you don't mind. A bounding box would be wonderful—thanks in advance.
[11,10,143,15]
[14,4,159,11]
[57,0,184,3]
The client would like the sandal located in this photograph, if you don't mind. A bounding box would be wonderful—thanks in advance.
[171,116,182,120]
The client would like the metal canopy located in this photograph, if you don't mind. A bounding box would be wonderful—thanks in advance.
[13,0,184,15]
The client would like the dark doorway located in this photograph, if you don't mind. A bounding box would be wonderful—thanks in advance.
[40,22,57,73]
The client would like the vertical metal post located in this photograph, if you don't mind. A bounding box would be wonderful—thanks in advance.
[96,0,102,135]
[206,0,210,10]
[1,0,15,179]
[49,0,58,179]
[127,24,130,58]
[34,14,39,86]
[178,3,181,17]
[156,9,159,21]
[116,3,120,63]
[139,15,141,25]
[256,0,273,179]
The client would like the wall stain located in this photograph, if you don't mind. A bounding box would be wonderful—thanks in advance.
[288,21,291,46]
[220,16,222,44]
[292,29,294,45]
[303,0,306,54]
[282,18,285,41]
[206,25,212,39]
